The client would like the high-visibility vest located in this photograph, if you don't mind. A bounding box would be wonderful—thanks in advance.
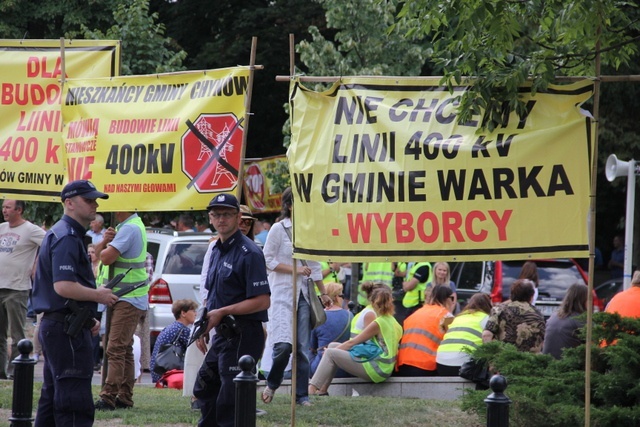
[436,311,487,366]
[402,262,432,308]
[362,314,403,383]
[96,262,108,286]
[397,304,449,371]
[357,262,394,306]
[320,261,340,285]
[112,215,148,298]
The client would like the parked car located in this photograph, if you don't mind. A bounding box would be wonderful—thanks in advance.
[450,259,604,318]
[146,228,213,349]
[594,278,624,309]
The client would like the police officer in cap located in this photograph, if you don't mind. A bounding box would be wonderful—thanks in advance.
[32,180,119,427]
[193,193,270,427]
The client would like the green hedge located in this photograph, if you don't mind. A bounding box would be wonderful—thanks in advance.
[461,312,640,427]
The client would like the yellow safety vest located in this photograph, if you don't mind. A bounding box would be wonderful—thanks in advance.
[358,262,394,306]
[112,215,148,298]
[363,314,403,383]
[437,311,487,360]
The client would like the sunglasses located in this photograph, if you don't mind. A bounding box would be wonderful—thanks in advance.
[240,218,255,226]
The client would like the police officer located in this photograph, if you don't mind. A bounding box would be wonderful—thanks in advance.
[193,193,270,427]
[32,180,118,427]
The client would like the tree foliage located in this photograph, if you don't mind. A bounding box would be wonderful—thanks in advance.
[81,0,186,75]
[297,0,431,78]
[394,0,640,131]
[0,0,120,39]
[150,0,327,158]
[282,0,432,147]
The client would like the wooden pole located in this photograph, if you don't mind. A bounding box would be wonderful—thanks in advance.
[275,74,640,83]
[289,32,297,426]
[59,38,66,91]
[236,37,258,202]
[584,25,603,427]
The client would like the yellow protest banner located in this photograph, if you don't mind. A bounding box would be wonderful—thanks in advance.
[61,67,250,212]
[289,77,595,262]
[0,39,120,201]
[243,155,289,213]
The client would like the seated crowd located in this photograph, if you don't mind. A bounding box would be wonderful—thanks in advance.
[297,260,599,395]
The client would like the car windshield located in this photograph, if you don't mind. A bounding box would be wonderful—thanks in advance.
[162,242,208,275]
[501,260,585,300]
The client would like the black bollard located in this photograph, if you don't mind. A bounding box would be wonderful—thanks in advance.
[485,374,511,427]
[233,355,258,427]
[10,339,36,427]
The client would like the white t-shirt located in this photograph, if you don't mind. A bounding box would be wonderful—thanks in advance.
[0,221,45,291]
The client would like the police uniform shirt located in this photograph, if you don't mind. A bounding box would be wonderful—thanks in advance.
[32,215,97,315]
[205,229,270,322]
[413,265,432,284]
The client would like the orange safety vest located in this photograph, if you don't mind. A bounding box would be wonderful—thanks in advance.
[397,304,449,371]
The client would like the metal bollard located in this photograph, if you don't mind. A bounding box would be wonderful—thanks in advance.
[233,355,258,427]
[485,374,511,427]
[10,339,36,427]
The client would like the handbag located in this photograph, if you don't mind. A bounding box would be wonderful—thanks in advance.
[459,358,490,388]
[349,340,383,362]
[153,329,186,375]
[282,224,327,329]
[306,277,327,329]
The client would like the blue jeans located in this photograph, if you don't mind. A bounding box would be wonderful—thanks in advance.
[266,296,311,402]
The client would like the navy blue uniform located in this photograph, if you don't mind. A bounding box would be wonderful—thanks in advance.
[194,229,270,427]
[32,215,98,427]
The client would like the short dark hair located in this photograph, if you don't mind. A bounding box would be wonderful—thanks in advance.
[178,214,195,229]
[14,200,26,213]
[172,299,198,319]
[510,279,535,302]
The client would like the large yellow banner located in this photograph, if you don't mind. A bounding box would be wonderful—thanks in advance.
[61,67,249,212]
[0,39,120,201]
[289,77,595,262]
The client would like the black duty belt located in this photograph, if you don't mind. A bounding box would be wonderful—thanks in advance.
[42,311,71,323]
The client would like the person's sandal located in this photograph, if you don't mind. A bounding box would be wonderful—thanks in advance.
[261,386,275,404]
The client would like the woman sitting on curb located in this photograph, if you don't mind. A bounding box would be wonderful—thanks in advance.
[309,282,353,377]
[309,286,402,396]
[395,285,455,376]
[436,293,492,376]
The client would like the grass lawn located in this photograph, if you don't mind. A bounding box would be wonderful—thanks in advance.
[0,381,482,426]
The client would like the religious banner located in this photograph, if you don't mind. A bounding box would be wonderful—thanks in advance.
[288,77,595,262]
[0,39,120,201]
[61,67,250,211]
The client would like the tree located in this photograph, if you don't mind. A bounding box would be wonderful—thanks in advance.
[81,0,186,75]
[297,0,431,78]
[150,0,328,158]
[283,0,433,147]
[394,0,640,131]
[0,0,121,39]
